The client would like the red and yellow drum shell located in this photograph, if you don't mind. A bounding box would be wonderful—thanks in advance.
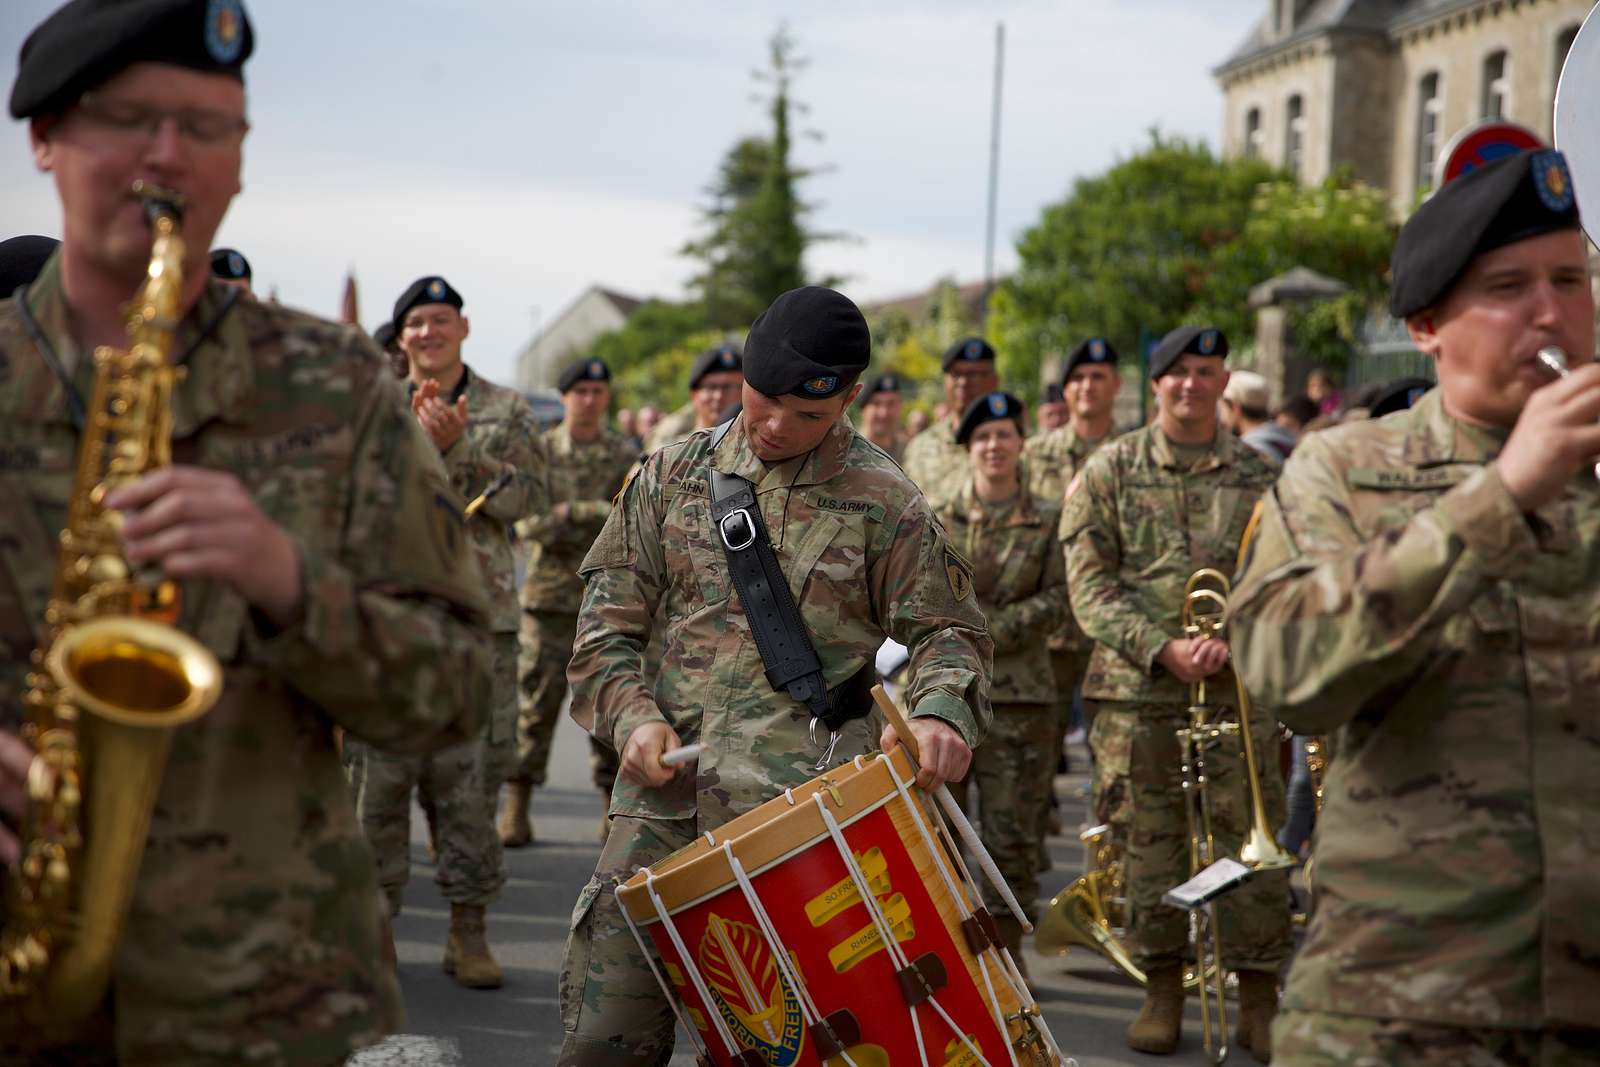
[617,748,1032,1067]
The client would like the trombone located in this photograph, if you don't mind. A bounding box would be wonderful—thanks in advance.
[1173,568,1296,1064]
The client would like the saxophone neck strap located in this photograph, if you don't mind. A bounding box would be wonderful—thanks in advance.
[706,417,871,736]
[12,282,241,437]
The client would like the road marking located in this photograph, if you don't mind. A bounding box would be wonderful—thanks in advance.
[347,1034,463,1066]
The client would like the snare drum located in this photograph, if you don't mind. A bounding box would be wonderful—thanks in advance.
[616,746,1062,1067]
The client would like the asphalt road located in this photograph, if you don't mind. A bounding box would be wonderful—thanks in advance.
[351,714,1232,1067]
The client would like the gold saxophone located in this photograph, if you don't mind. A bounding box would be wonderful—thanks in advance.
[0,183,223,1025]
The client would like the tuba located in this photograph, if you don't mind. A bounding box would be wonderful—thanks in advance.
[0,183,223,1026]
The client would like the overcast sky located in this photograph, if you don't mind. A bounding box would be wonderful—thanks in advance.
[0,0,1260,387]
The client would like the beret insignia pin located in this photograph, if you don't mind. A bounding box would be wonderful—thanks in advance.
[803,375,838,395]
[964,340,982,360]
[1090,338,1106,360]
[986,393,1007,417]
[227,252,245,276]
[427,279,446,299]
[1534,151,1574,213]
[205,0,245,64]
[1199,330,1218,355]
[589,360,603,378]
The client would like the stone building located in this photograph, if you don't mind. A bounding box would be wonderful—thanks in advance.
[1214,0,1590,215]
[513,284,642,393]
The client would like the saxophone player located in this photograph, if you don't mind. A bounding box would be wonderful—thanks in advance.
[1231,149,1600,1063]
[0,1,492,1064]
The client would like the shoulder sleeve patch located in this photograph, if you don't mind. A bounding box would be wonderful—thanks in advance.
[944,548,973,601]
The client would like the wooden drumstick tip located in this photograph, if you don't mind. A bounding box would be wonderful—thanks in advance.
[870,683,921,765]
[657,743,705,769]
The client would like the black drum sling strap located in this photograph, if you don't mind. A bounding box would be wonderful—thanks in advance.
[706,419,872,767]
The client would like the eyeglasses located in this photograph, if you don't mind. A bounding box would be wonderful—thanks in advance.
[73,93,250,148]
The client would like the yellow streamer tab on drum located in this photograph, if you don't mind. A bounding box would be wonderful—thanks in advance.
[827,893,914,973]
[943,1035,984,1067]
[805,848,891,927]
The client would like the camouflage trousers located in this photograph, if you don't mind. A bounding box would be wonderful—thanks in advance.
[952,702,1055,923]
[514,609,618,794]
[1034,648,1090,833]
[559,814,696,1065]
[345,631,515,910]
[1272,1010,1600,1066]
[1105,700,1292,972]
[480,631,521,810]
[1089,702,1134,835]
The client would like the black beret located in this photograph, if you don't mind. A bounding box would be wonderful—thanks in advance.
[10,0,254,120]
[743,286,870,399]
[372,321,396,350]
[209,247,250,281]
[1042,383,1064,404]
[1063,336,1118,380]
[393,275,463,330]
[1149,326,1227,379]
[955,391,1025,445]
[1368,376,1434,419]
[1391,149,1580,318]
[858,371,902,405]
[557,358,611,393]
[689,343,742,389]
[0,235,59,297]
[942,336,996,370]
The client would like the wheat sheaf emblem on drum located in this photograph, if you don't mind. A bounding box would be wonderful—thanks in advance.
[699,914,805,1064]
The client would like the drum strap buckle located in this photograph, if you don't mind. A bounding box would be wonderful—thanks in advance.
[809,717,842,771]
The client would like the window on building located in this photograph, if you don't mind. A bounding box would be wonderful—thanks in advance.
[1555,25,1579,93]
[1285,94,1305,178]
[1416,73,1441,193]
[1482,50,1508,119]
[1244,107,1263,159]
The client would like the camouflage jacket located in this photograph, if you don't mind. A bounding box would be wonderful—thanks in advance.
[569,415,993,827]
[1230,389,1600,1029]
[935,481,1064,706]
[516,423,638,614]
[0,259,492,1063]
[1062,422,1275,704]
[644,401,698,452]
[901,418,968,506]
[431,366,547,632]
[1024,422,1114,654]
[860,431,906,465]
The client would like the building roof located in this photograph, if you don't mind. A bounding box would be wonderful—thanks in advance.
[593,286,643,318]
[863,278,991,324]
[1215,0,1492,76]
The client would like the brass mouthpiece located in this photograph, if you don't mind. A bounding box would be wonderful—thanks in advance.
[130,180,185,225]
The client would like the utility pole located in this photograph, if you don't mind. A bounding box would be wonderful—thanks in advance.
[981,21,1005,327]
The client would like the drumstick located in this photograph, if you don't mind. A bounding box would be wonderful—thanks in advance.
[658,743,705,768]
[869,684,1033,932]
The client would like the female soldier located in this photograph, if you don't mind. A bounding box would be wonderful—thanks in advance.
[939,391,1067,960]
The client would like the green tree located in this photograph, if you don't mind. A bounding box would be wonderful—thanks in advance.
[993,133,1394,394]
[681,26,837,329]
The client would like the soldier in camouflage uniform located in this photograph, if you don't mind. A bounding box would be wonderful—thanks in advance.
[558,286,992,1065]
[902,336,998,504]
[1233,150,1600,1065]
[1023,337,1123,842]
[642,343,742,452]
[502,357,638,847]
[937,392,1065,959]
[1063,326,1288,1061]
[344,274,547,990]
[0,4,492,1060]
[857,370,908,462]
